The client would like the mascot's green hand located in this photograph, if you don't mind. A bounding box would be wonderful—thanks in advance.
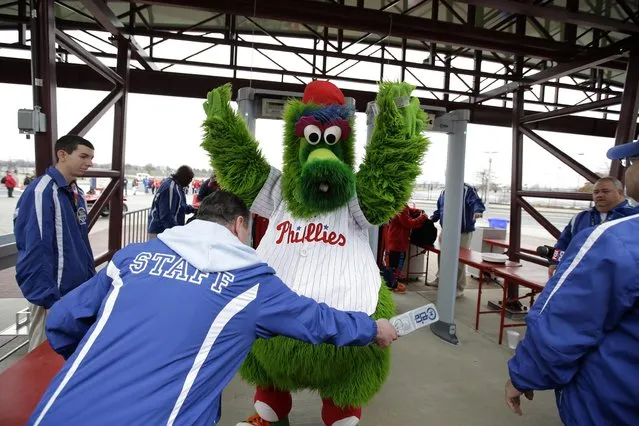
[203,83,234,121]
[356,81,430,225]
[376,81,426,139]
[201,83,270,206]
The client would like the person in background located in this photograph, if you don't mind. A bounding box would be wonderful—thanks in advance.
[198,172,221,202]
[23,173,34,187]
[2,170,17,198]
[13,135,96,351]
[548,176,632,277]
[427,183,485,297]
[29,191,398,426]
[504,140,639,426]
[383,205,428,293]
[147,165,196,238]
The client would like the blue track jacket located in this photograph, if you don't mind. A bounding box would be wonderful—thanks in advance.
[431,184,485,233]
[553,200,634,263]
[148,176,195,234]
[508,212,639,426]
[31,220,377,426]
[14,167,95,309]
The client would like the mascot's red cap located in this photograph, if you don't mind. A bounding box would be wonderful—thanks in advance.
[302,80,345,106]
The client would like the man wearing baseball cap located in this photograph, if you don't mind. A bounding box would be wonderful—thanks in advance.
[503,139,639,425]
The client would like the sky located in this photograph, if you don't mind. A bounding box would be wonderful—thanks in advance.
[0,28,621,189]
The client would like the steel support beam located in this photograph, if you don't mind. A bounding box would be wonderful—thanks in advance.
[610,51,639,180]
[520,95,622,124]
[0,57,622,138]
[2,13,627,72]
[84,170,121,178]
[87,178,118,230]
[2,33,625,95]
[518,190,593,201]
[507,17,525,309]
[476,38,635,103]
[123,27,622,85]
[519,197,560,239]
[108,36,130,255]
[31,0,57,176]
[519,125,601,183]
[80,0,157,71]
[55,29,124,85]
[68,87,124,136]
[17,0,25,44]
[615,0,639,26]
[454,0,639,34]
[142,0,577,59]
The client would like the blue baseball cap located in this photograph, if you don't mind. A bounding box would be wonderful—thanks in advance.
[607,139,639,160]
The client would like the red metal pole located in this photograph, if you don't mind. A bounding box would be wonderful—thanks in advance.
[610,51,639,181]
[507,16,526,309]
[31,0,57,175]
[108,36,130,254]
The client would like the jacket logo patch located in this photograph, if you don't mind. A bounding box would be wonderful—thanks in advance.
[275,220,346,246]
[77,207,87,225]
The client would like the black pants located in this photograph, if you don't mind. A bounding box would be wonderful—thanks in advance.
[382,251,406,289]
[7,187,13,198]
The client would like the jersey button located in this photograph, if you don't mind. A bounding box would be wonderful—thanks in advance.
[300,248,308,257]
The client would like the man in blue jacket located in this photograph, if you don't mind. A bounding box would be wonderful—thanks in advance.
[548,176,632,277]
[428,183,486,297]
[148,165,196,238]
[197,172,220,202]
[505,140,639,425]
[30,191,398,426]
[14,135,96,351]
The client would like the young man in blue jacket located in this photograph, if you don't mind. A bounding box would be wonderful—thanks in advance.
[30,191,398,426]
[548,176,632,277]
[148,165,197,238]
[428,183,485,297]
[14,135,96,351]
[505,140,639,425]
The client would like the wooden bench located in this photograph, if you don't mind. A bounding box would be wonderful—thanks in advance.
[0,342,63,425]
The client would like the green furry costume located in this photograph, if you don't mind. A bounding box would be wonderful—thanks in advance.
[202,81,428,424]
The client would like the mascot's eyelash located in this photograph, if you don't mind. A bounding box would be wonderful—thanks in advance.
[297,104,354,123]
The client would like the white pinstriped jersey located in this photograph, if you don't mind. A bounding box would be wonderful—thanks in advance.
[251,168,380,315]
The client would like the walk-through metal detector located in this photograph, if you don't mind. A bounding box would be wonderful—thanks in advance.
[237,86,469,345]
[367,103,470,345]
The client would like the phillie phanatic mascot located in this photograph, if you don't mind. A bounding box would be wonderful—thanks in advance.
[201,80,429,426]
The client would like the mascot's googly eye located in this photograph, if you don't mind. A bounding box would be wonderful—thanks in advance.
[304,125,322,145]
[323,126,342,145]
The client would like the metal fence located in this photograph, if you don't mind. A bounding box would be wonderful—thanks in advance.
[122,207,151,246]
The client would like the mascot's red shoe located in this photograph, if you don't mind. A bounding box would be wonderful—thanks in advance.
[321,398,362,426]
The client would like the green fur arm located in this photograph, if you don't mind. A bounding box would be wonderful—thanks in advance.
[201,84,271,206]
[356,82,430,225]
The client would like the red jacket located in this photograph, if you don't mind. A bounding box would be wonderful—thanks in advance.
[385,206,427,252]
[2,174,17,188]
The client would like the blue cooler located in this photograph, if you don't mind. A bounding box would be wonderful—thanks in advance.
[488,218,509,229]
